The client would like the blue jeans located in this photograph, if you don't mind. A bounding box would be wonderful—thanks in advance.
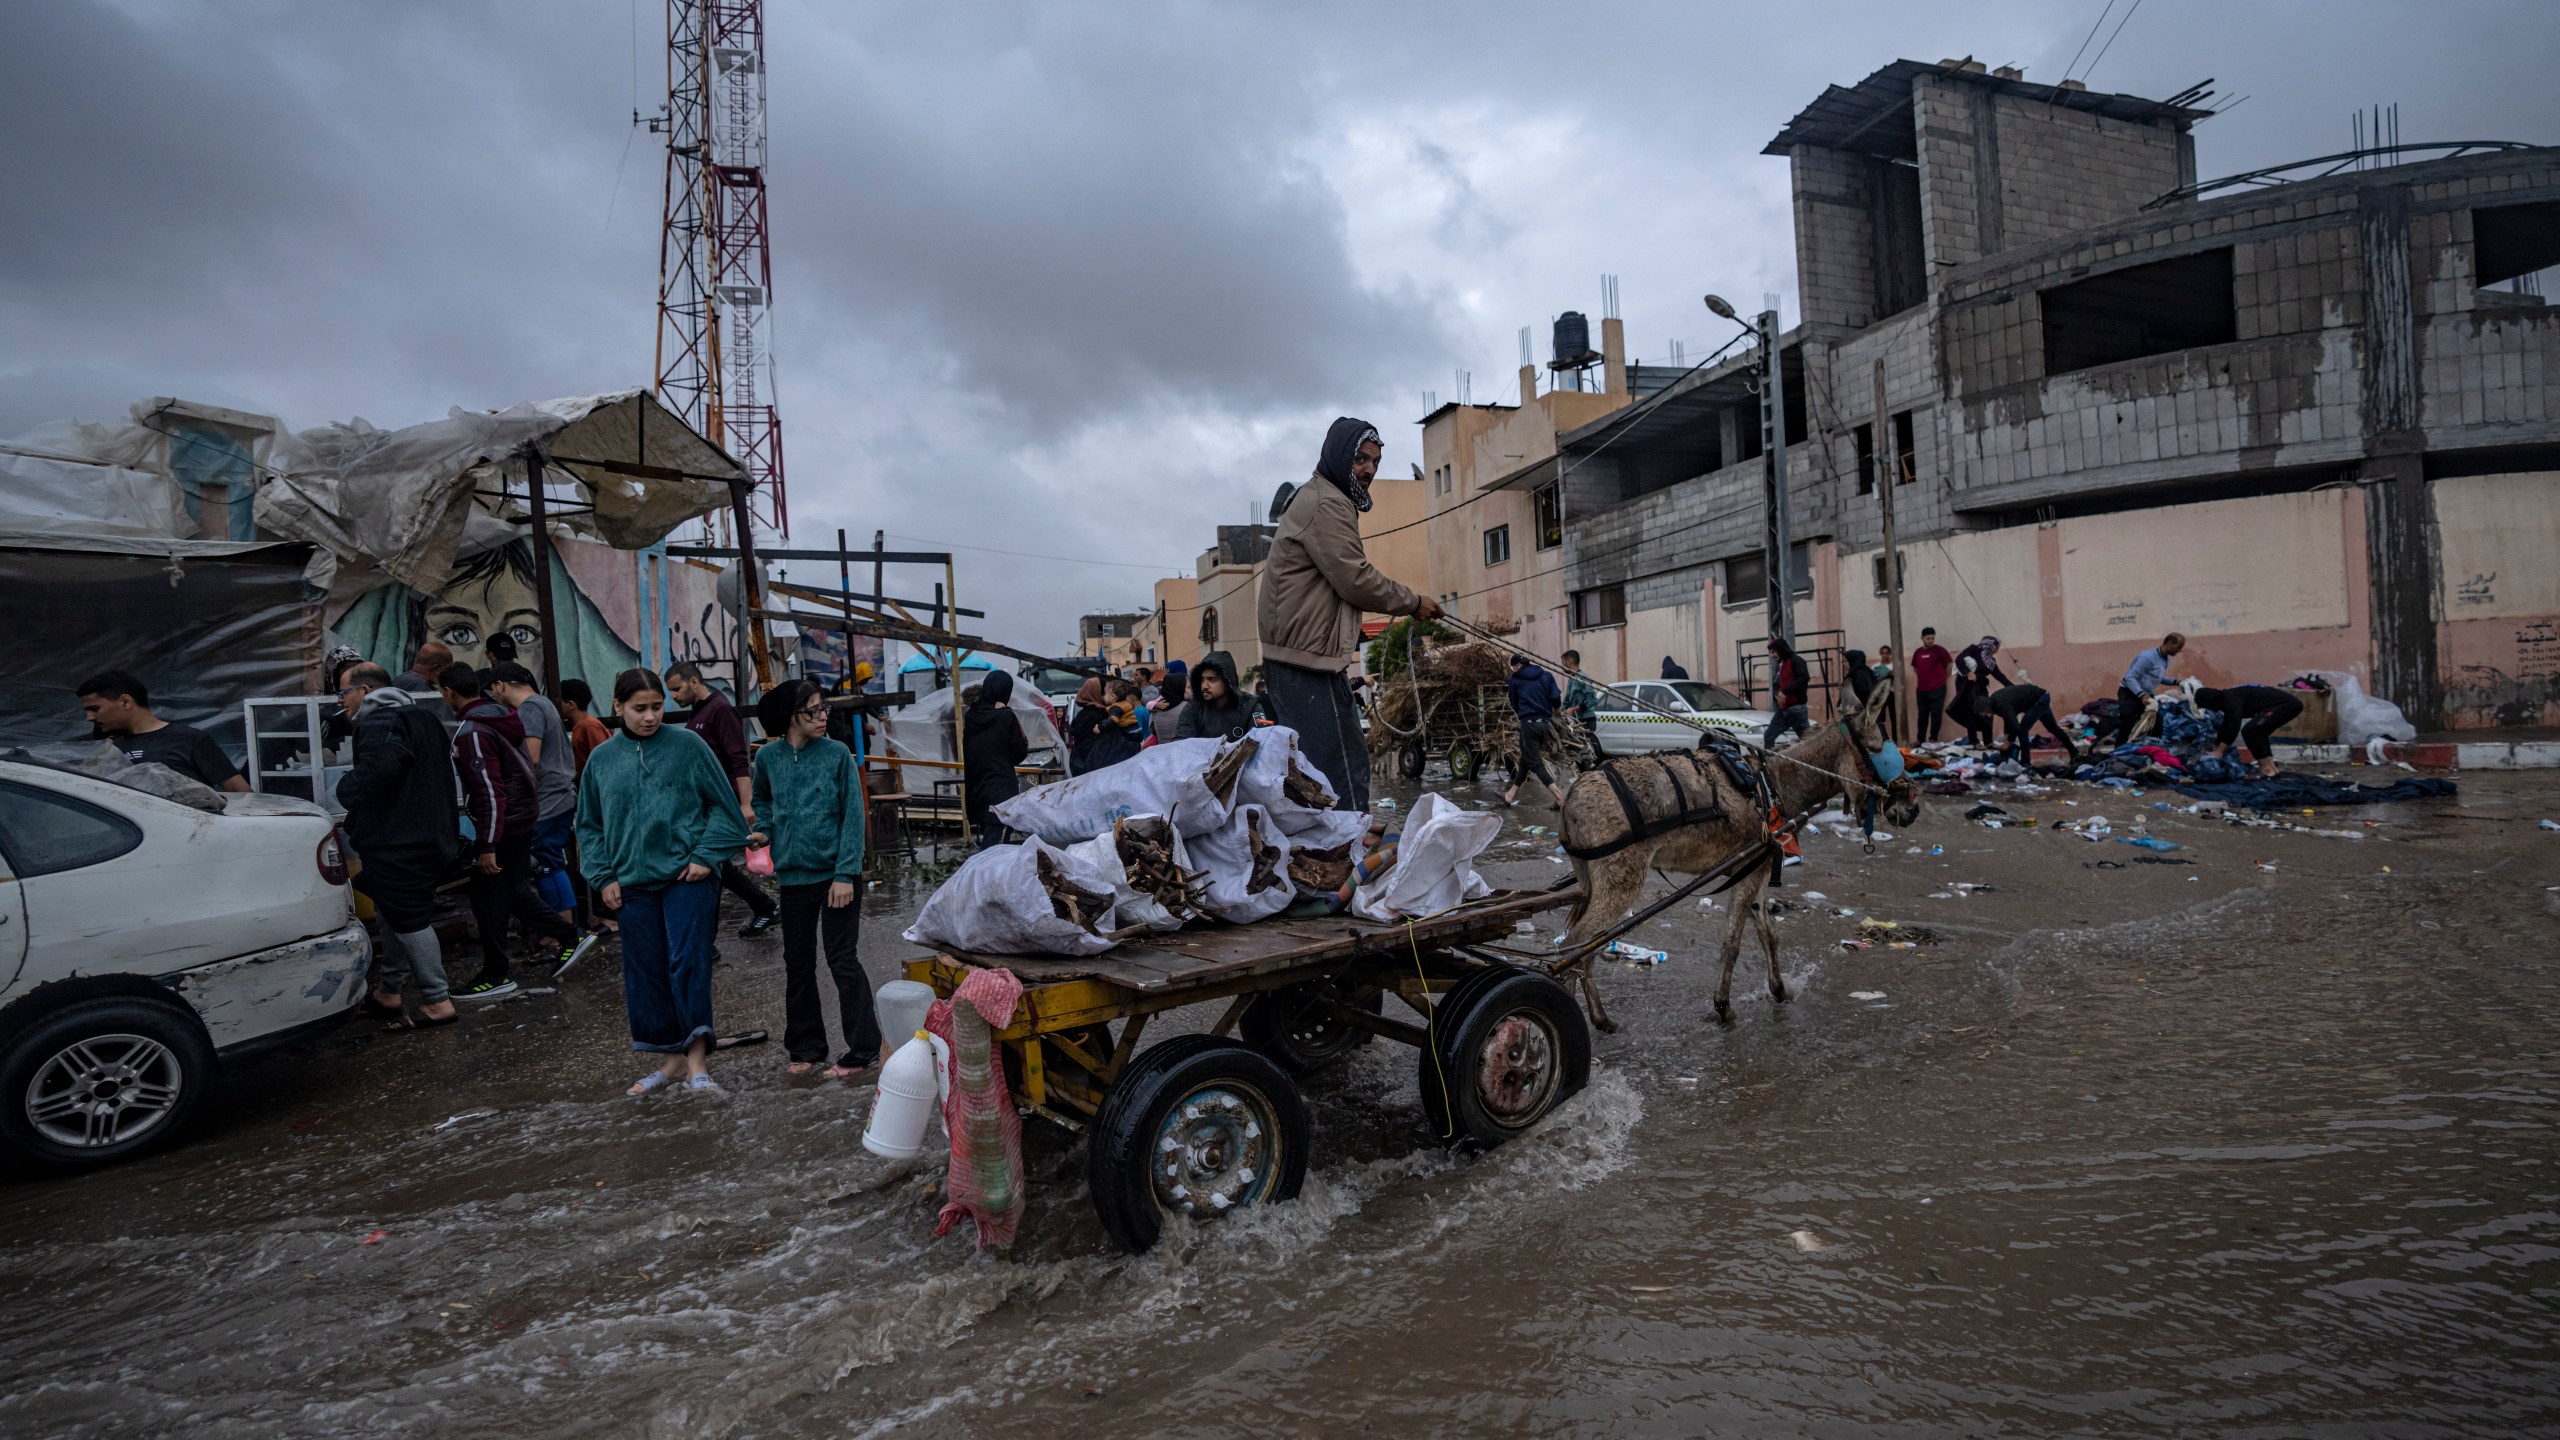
[618,877,718,1054]
[531,811,576,914]
[1763,704,1810,748]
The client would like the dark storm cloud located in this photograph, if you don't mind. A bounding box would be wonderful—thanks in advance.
[4,1,2556,649]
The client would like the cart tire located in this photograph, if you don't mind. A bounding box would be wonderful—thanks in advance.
[1449,743,1480,783]
[1397,740,1426,780]
[1417,965,1590,1150]
[1238,983,1382,1074]
[1087,1035,1309,1254]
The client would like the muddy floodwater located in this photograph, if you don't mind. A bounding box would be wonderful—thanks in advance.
[3,767,2556,1437]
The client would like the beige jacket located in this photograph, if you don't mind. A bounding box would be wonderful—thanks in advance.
[1256,477,1421,672]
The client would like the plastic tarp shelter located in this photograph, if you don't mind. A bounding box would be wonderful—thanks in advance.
[255,389,742,593]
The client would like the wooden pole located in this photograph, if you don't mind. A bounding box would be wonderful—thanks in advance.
[522,445,563,696]
[729,478,772,693]
[946,559,970,847]
[1873,359,1909,742]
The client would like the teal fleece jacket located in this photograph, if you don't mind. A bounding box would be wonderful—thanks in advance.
[575,725,748,889]
[750,735,866,885]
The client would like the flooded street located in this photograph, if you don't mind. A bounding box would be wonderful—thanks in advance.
[4,768,2556,1438]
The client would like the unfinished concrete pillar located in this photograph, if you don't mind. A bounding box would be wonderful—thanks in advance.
[1602,316,1627,396]
[2357,183,2442,730]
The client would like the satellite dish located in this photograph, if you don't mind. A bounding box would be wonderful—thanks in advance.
[1268,480,1300,520]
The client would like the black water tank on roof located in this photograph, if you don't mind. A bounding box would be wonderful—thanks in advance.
[1552,311,1592,366]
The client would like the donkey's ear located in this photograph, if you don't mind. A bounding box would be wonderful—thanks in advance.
[1864,679,1893,722]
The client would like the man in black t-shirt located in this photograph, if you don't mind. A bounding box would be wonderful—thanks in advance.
[77,670,250,792]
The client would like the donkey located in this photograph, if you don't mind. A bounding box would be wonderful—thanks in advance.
[1555,681,1921,1025]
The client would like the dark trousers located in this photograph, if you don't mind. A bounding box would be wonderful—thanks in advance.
[779,879,882,1066]
[2109,685,2147,746]
[468,828,576,980]
[1916,685,1946,742]
[1263,660,1370,811]
[1763,703,1810,749]
[1513,719,1555,791]
[718,858,777,919]
[619,877,718,1054]
[1954,687,1996,746]
[2002,698,2074,767]
[2237,695,2305,760]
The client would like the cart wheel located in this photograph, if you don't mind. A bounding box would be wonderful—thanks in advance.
[1417,964,1590,1149]
[1238,982,1383,1074]
[1397,740,1426,780]
[1449,743,1480,783]
[1087,1035,1309,1254]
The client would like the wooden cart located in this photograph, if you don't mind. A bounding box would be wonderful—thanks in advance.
[1380,685,1595,785]
[905,887,1587,1252]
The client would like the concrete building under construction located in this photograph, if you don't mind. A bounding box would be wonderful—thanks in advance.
[1462,58,2557,730]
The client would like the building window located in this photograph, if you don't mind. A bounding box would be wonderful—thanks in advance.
[1570,585,1625,629]
[1200,606,1219,646]
[1853,423,1875,496]
[1723,552,1766,610]
[1099,621,1115,637]
[2474,200,2560,298]
[1893,410,1917,486]
[2040,247,2237,374]
[1533,482,1563,550]
[1483,524,1511,567]
[1871,549,1905,596]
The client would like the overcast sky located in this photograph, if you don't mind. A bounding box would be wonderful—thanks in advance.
[6,1,2556,655]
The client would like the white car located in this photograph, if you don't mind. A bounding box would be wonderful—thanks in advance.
[1588,680,1776,756]
[0,757,368,1169]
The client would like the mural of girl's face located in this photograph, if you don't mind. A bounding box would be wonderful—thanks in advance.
[426,565,542,670]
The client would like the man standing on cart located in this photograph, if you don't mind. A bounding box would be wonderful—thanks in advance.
[1257,417,1440,810]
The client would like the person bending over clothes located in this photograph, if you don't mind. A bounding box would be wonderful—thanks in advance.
[1950,636,2011,749]
[1987,683,2077,769]
[962,670,1031,846]
[750,680,881,1080]
[2109,632,2188,747]
[2197,685,2303,779]
[577,667,749,1095]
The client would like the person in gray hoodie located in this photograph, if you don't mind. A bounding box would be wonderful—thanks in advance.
[1253,417,1440,809]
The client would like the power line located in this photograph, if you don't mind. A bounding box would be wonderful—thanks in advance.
[2059,0,2115,84]
[2079,0,2146,87]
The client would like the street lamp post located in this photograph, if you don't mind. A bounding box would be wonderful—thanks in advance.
[1705,294,1792,649]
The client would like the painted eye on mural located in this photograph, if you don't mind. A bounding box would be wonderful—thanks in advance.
[508,624,539,648]
[438,622,481,648]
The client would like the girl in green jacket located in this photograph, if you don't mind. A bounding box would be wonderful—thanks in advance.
[749,680,879,1079]
[576,668,748,1095]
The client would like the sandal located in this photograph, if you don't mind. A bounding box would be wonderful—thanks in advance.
[685,1073,723,1093]
[628,1071,674,1096]
[829,1060,880,1082]
[360,993,406,1020]
[382,1010,458,1033]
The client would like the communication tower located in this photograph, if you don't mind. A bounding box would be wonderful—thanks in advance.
[651,0,787,538]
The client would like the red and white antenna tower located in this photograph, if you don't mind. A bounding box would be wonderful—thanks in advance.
[651,0,787,540]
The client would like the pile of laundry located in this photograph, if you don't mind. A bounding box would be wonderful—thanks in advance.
[900,727,1504,956]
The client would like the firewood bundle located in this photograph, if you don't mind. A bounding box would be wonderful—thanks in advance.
[1034,849,1115,935]
[1287,841,1353,895]
[1202,734,1259,805]
[1112,815,1208,918]
[1241,810,1286,895]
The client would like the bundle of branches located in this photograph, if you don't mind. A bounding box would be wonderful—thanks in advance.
[1241,811,1287,895]
[1280,755,1334,810]
[1203,735,1259,805]
[1034,849,1115,935]
[1287,841,1353,896]
[1113,815,1206,917]
[1361,635,1515,758]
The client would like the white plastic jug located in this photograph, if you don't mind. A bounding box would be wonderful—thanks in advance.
[873,979,936,1047]
[863,1031,942,1161]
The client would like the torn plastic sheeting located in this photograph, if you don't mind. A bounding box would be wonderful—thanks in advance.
[257,390,736,593]
[1350,791,1498,922]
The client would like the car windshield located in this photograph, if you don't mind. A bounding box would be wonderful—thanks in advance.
[1025,665,1095,695]
[1670,680,1751,711]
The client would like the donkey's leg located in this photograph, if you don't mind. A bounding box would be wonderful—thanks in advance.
[1558,852,1645,954]
[1575,959,1619,1034]
[1714,871,1765,1024]
[1759,886,1789,1004]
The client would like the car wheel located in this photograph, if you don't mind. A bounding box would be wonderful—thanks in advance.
[0,996,216,1170]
